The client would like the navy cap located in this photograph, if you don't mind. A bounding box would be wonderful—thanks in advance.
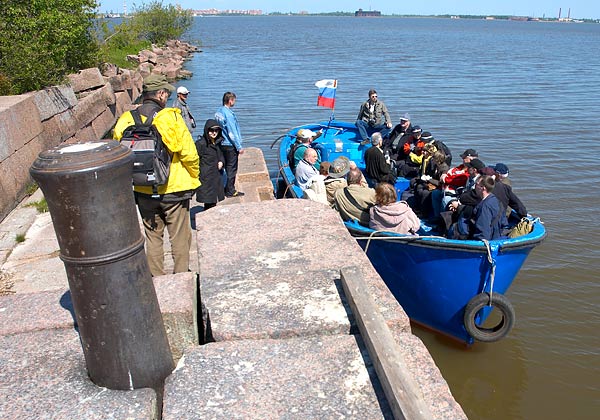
[494,163,509,175]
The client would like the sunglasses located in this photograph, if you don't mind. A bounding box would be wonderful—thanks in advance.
[208,128,220,133]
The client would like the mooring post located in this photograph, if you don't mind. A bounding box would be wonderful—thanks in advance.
[30,140,174,390]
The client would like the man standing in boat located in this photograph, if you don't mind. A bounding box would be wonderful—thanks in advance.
[355,89,392,145]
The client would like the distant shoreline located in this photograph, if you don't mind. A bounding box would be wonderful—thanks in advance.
[99,13,599,23]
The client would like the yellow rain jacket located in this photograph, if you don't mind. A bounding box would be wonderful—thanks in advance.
[114,107,200,196]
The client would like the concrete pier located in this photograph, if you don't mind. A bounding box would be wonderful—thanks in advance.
[0,147,466,419]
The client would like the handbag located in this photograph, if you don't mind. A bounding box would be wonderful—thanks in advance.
[508,218,534,238]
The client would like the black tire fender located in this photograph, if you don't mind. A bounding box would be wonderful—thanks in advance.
[463,292,515,343]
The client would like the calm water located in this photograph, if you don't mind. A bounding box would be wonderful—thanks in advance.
[180,16,600,419]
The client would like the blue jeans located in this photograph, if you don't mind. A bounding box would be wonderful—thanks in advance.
[355,120,391,142]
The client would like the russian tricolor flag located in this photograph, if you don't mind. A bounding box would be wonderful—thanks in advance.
[315,79,337,109]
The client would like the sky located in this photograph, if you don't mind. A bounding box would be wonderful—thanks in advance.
[98,1,600,19]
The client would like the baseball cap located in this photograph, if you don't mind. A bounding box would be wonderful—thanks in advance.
[177,86,190,94]
[465,158,485,170]
[460,148,478,159]
[297,129,316,140]
[142,74,175,93]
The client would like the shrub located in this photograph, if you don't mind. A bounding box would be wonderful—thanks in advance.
[0,0,100,94]
[100,0,193,62]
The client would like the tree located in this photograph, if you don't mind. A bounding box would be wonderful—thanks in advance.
[0,0,99,94]
[129,1,193,45]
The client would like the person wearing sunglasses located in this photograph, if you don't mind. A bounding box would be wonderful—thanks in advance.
[195,120,225,210]
[355,89,393,145]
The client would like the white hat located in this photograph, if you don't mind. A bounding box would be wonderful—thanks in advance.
[297,128,316,140]
[176,86,190,94]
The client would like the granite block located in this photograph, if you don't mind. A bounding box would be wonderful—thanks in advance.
[196,200,410,342]
[28,85,77,121]
[0,289,73,336]
[67,68,106,93]
[153,272,199,362]
[163,335,392,419]
[0,328,157,419]
[0,95,42,162]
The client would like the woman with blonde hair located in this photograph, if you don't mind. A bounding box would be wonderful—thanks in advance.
[369,183,421,234]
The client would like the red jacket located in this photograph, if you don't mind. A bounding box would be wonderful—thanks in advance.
[442,164,469,193]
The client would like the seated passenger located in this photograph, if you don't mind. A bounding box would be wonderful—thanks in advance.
[333,167,376,226]
[384,113,412,159]
[289,128,323,172]
[494,163,511,186]
[395,126,425,178]
[414,147,449,218]
[295,148,319,191]
[369,183,421,235]
[422,131,452,166]
[438,148,479,214]
[472,176,508,240]
[322,157,349,206]
[447,175,508,240]
[348,160,369,187]
[364,132,396,185]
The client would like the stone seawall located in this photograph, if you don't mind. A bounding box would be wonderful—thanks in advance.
[0,40,198,222]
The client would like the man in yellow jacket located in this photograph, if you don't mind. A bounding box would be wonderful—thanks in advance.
[114,74,200,276]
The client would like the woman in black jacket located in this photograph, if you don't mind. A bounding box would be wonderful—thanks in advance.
[195,119,225,210]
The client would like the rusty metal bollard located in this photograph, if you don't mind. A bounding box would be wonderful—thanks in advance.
[30,140,174,390]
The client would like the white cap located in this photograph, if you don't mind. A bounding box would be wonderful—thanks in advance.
[297,129,316,140]
[177,86,190,94]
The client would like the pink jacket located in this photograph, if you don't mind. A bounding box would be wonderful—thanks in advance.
[369,201,421,234]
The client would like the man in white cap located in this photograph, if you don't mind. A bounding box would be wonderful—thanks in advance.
[289,128,323,172]
[171,85,196,135]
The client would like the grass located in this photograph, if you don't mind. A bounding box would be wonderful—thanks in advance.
[25,182,38,196]
[15,233,26,243]
[100,40,152,69]
[25,198,48,213]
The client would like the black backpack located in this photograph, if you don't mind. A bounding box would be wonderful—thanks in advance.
[120,109,171,195]
[287,142,306,172]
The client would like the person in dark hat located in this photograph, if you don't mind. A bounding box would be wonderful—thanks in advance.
[460,149,478,160]
[494,163,511,186]
[436,150,480,216]
[464,158,486,190]
[392,125,427,178]
[113,73,200,276]
[384,113,412,159]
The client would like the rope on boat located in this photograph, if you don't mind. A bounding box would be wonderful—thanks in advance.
[481,239,496,304]
[362,230,448,254]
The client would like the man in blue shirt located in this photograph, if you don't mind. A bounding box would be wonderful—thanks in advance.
[215,92,244,197]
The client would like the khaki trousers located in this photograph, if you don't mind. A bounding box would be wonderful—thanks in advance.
[136,195,191,276]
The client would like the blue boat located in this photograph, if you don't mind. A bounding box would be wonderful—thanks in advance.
[275,120,546,345]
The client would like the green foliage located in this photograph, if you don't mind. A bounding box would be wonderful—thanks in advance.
[99,1,193,66]
[129,1,193,44]
[0,0,100,94]
[15,233,26,243]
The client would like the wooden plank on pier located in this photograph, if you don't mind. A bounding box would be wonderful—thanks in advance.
[340,267,432,420]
